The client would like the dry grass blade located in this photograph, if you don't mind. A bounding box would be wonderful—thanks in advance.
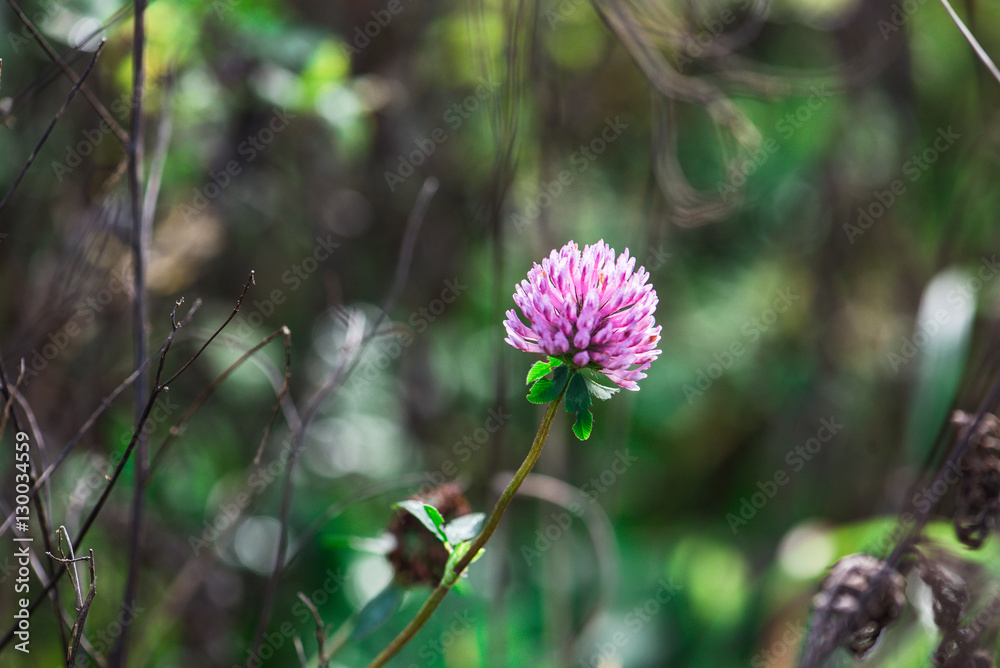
[46,546,97,668]
[940,0,1000,86]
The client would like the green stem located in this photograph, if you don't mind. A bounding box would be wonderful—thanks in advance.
[367,389,566,667]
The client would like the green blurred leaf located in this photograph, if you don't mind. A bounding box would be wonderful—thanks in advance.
[903,269,976,461]
[350,583,404,641]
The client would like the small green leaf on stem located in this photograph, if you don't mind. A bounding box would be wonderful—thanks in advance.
[443,513,486,545]
[445,540,485,580]
[565,372,595,440]
[393,500,448,544]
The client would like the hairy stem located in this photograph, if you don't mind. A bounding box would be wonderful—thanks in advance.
[367,388,566,667]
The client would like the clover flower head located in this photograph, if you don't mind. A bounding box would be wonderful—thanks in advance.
[504,240,661,391]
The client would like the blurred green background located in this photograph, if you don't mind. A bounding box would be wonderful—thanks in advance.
[3,0,1000,666]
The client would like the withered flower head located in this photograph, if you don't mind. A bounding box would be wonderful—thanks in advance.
[386,483,470,587]
[803,554,907,663]
[953,411,1000,549]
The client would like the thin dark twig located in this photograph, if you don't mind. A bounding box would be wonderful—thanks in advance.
[69,551,96,668]
[149,326,292,472]
[0,274,258,656]
[164,272,256,387]
[116,0,151,652]
[0,300,199,654]
[2,5,131,122]
[253,327,293,464]
[0,353,154,537]
[51,527,83,609]
[0,40,106,216]
[0,357,26,440]
[248,178,437,662]
[5,0,128,143]
[47,548,97,668]
[294,636,308,668]
[297,592,329,667]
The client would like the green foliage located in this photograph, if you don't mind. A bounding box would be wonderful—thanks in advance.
[564,371,593,440]
[394,500,448,544]
[526,363,569,404]
[351,583,405,640]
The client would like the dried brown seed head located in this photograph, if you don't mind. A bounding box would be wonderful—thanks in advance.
[804,554,907,662]
[386,483,471,587]
[952,411,1000,549]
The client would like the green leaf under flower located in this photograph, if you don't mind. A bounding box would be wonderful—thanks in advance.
[565,372,595,440]
[565,372,592,415]
[526,356,564,385]
[571,408,594,440]
[580,370,620,401]
[527,364,569,404]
